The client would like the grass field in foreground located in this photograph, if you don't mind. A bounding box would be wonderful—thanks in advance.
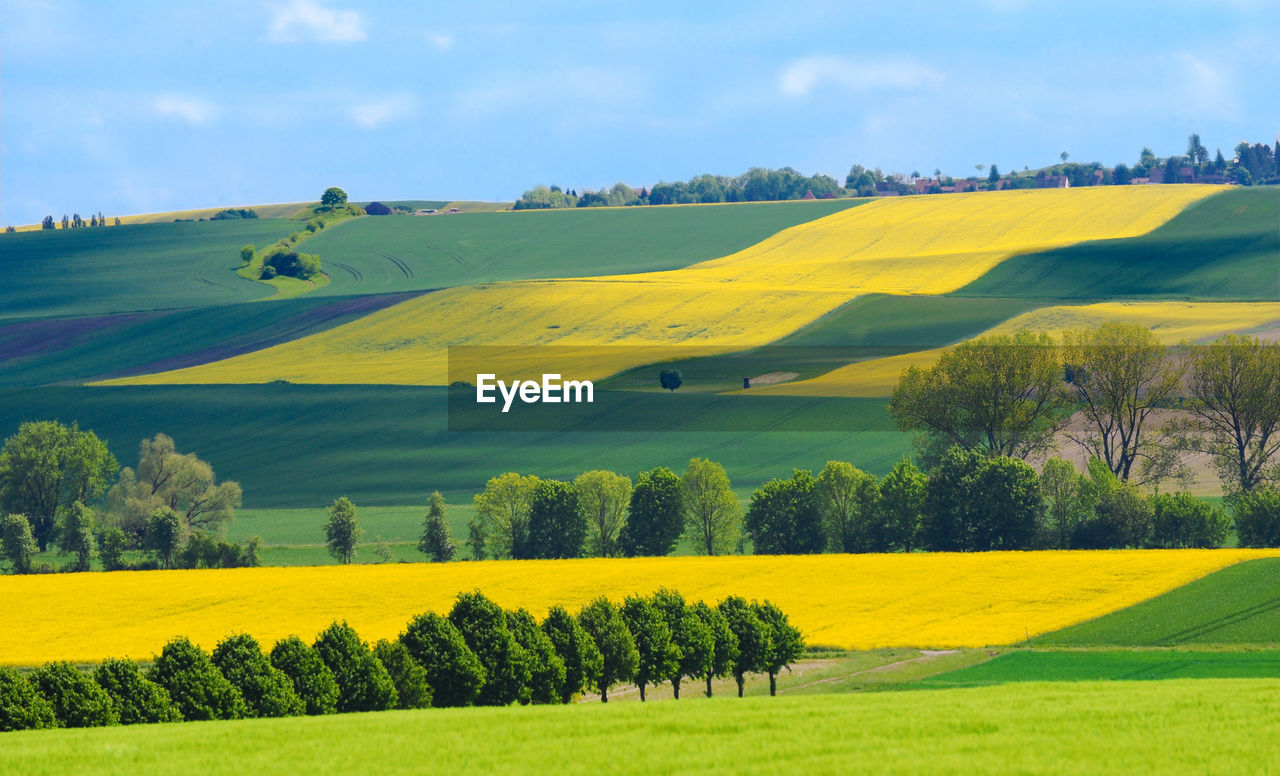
[3,550,1274,665]
[5,680,1280,775]
[923,649,1280,687]
[1035,557,1280,647]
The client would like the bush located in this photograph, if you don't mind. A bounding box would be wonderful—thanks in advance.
[312,622,398,713]
[240,244,255,263]
[0,667,57,731]
[31,661,119,727]
[261,247,322,280]
[93,658,181,724]
[364,202,392,216]
[210,208,258,220]
[1234,487,1280,548]
[269,636,339,715]
[373,640,433,710]
[1151,492,1230,548]
[211,634,304,718]
[148,637,247,721]
[399,612,485,708]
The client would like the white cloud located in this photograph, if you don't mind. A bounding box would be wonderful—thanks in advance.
[349,95,415,130]
[425,32,454,51]
[267,0,366,43]
[779,55,944,98]
[151,95,218,126]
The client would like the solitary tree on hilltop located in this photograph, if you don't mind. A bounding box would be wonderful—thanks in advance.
[320,187,348,209]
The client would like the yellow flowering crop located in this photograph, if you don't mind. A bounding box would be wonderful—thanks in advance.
[755,301,1280,397]
[2,549,1274,665]
[101,186,1218,386]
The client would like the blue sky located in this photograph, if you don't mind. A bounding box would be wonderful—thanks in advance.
[2,0,1278,224]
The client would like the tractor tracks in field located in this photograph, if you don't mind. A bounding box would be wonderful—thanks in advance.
[381,253,415,279]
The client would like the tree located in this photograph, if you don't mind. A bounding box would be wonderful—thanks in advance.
[59,501,95,572]
[690,601,738,697]
[890,331,1069,463]
[211,634,304,718]
[575,470,631,558]
[1,513,37,574]
[31,661,119,727]
[0,420,118,551]
[399,612,485,708]
[680,458,740,556]
[1060,151,1070,163]
[148,637,247,721]
[745,470,824,555]
[650,589,714,699]
[1062,323,1184,485]
[1151,492,1229,549]
[373,640,433,709]
[754,601,804,696]
[324,497,362,564]
[98,526,129,572]
[621,594,677,702]
[144,507,184,569]
[718,596,770,697]
[0,667,57,731]
[1176,335,1280,494]
[577,596,638,702]
[473,472,540,559]
[525,479,584,559]
[41,215,55,230]
[1071,463,1153,549]
[269,636,340,715]
[1113,162,1132,185]
[659,369,683,392]
[923,449,1043,551]
[92,658,181,725]
[449,592,531,706]
[876,458,926,551]
[541,605,603,703]
[320,187,348,209]
[988,165,1000,185]
[239,244,255,264]
[418,491,456,562]
[619,467,683,557]
[105,433,241,540]
[466,515,488,561]
[506,609,566,705]
[1039,458,1086,549]
[312,622,398,713]
[1234,487,1280,548]
[1187,134,1209,168]
[817,461,880,552]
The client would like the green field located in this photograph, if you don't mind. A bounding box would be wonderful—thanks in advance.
[956,187,1280,301]
[923,649,1280,686]
[1033,557,1280,647]
[4,680,1278,775]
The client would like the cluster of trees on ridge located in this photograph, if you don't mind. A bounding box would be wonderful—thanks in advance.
[0,589,803,732]
[513,134,1280,209]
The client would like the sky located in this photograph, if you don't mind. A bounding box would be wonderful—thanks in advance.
[1,0,1278,224]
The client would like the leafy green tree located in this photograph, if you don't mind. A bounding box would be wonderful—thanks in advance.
[659,370,683,392]
[92,658,181,725]
[577,596,638,702]
[620,467,683,557]
[525,479,584,559]
[1071,465,1154,549]
[876,458,926,552]
[105,433,241,541]
[473,472,540,559]
[988,164,1000,185]
[144,507,183,569]
[754,601,804,696]
[0,667,57,731]
[924,449,1042,551]
[269,636,339,715]
[621,594,677,702]
[373,640,434,709]
[239,244,255,263]
[1150,492,1229,549]
[324,497,362,564]
[1039,458,1086,549]
[399,612,485,707]
[97,526,129,571]
[0,420,118,551]
[320,187,348,209]
[31,661,118,727]
[418,491,456,562]
[1,513,37,574]
[745,470,824,555]
[312,622,398,713]
[211,634,304,718]
[574,470,631,557]
[718,596,771,697]
[890,331,1068,464]
[506,609,566,705]
[1232,487,1280,548]
[680,458,741,556]
[691,601,738,697]
[148,637,247,721]
[449,592,531,706]
[817,461,880,552]
[541,605,603,703]
[59,501,95,572]
[466,515,488,561]
[651,589,714,699]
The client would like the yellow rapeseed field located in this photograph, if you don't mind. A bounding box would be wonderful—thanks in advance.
[2,549,1275,665]
[100,186,1218,386]
[754,301,1280,397]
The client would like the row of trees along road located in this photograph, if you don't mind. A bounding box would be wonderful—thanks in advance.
[0,590,803,732]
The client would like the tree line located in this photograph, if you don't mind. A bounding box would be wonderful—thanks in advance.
[0,589,803,732]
